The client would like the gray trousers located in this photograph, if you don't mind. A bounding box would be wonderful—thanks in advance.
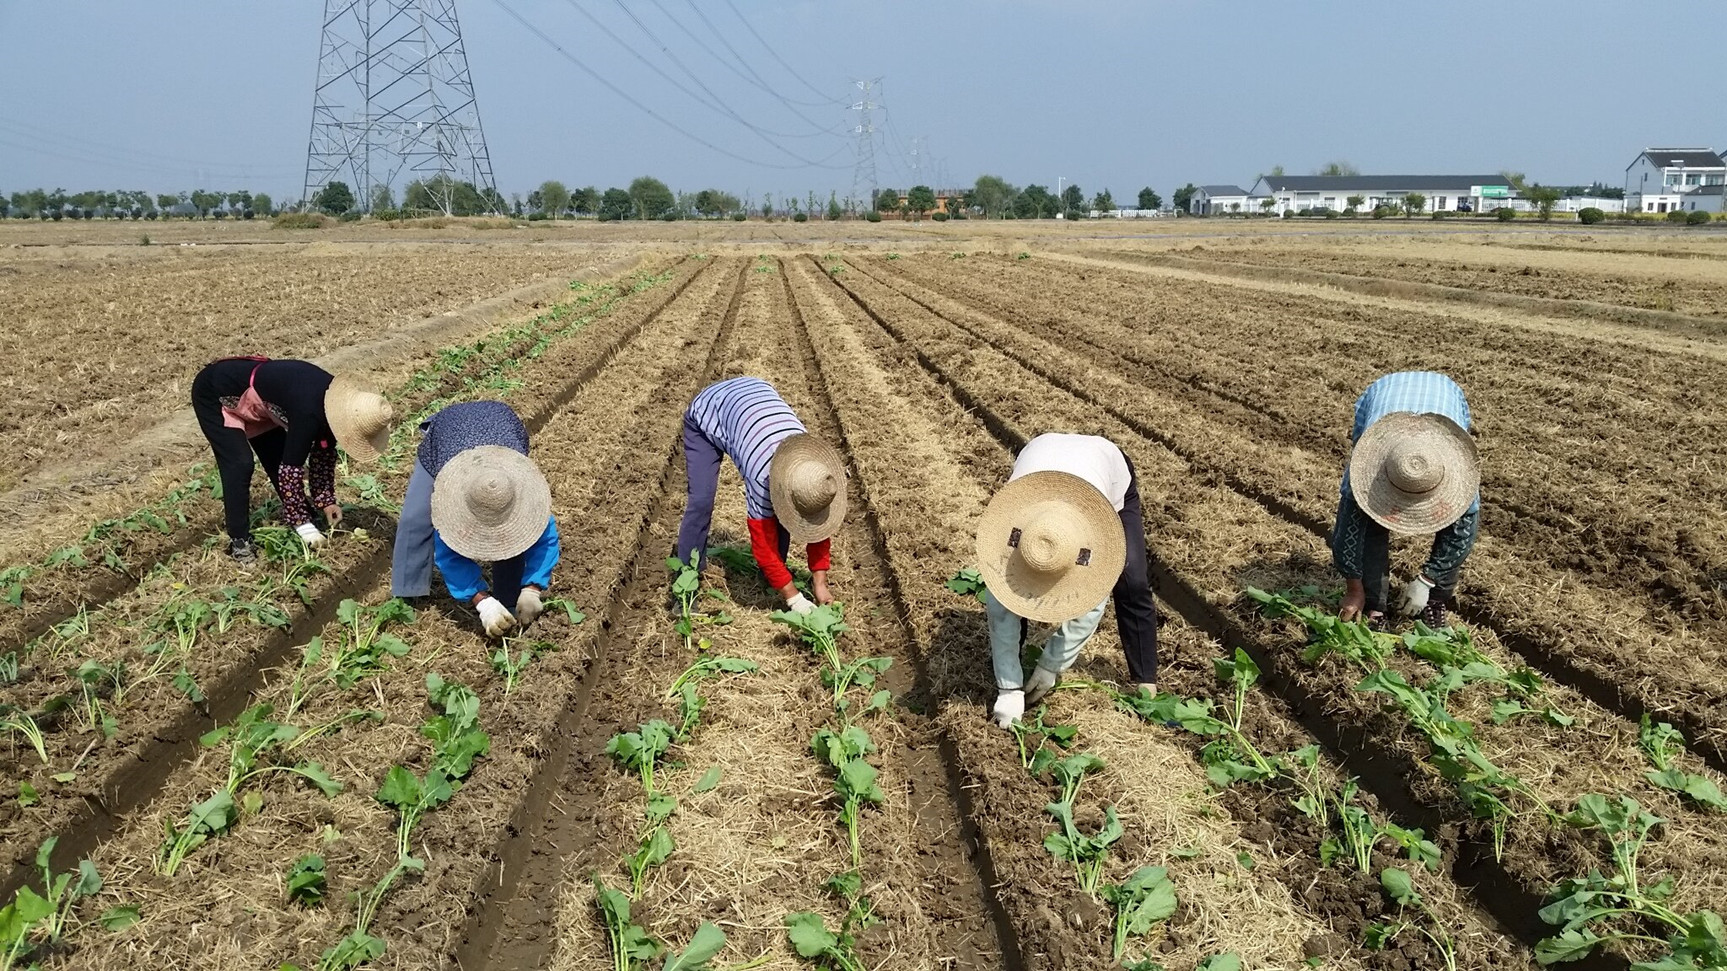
[391,461,437,598]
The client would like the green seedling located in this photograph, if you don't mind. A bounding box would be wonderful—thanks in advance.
[1195,955,1242,971]
[340,474,397,512]
[491,637,556,696]
[0,707,49,764]
[1280,744,1330,831]
[1638,714,1727,812]
[0,838,105,971]
[607,720,676,796]
[287,854,327,907]
[813,725,885,869]
[0,565,31,608]
[0,652,17,686]
[1331,781,1379,874]
[944,566,988,602]
[1007,705,1078,769]
[785,910,868,971]
[1246,587,1395,671]
[773,604,887,711]
[211,585,292,633]
[627,825,675,896]
[666,656,758,697]
[540,596,587,624]
[1107,683,1276,787]
[1016,251,1032,260]
[283,709,384,754]
[330,598,415,689]
[1213,648,1259,732]
[596,877,662,971]
[1367,868,1459,970]
[1535,793,1727,967]
[72,659,120,739]
[1044,801,1125,895]
[667,553,732,649]
[158,704,341,875]
[1102,865,1177,961]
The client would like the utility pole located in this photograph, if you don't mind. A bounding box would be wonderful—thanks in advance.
[1056,176,1065,219]
[849,78,880,211]
[304,0,498,213]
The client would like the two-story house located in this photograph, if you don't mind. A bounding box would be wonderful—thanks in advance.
[1624,148,1726,214]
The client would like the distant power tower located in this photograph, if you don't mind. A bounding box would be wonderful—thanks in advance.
[302,0,498,214]
[849,78,880,210]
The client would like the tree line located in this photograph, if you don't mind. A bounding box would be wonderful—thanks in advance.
[3,188,275,220]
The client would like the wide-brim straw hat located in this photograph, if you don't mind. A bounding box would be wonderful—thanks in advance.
[976,471,1126,623]
[324,374,393,464]
[430,446,552,561]
[768,434,848,544]
[1349,412,1479,535]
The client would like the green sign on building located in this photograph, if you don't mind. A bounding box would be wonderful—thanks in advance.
[1479,185,1511,198]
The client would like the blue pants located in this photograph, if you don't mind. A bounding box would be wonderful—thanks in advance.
[674,414,791,568]
[1331,489,1479,613]
[392,460,525,600]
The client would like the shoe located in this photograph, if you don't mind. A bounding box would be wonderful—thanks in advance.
[1420,600,1450,630]
[228,538,257,565]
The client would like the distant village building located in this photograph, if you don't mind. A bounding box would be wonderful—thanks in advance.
[1245,175,1514,214]
[1189,185,1251,215]
[1624,148,1725,214]
[1682,184,1725,214]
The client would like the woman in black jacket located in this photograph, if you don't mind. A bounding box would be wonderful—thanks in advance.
[190,357,391,562]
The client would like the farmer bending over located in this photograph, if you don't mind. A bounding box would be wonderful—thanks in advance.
[979,433,1159,729]
[676,377,846,615]
[391,401,560,638]
[1333,371,1480,629]
[191,356,391,563]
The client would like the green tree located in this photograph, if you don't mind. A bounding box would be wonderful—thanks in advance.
[599,187,632,220]
[972,174,1017,219]
[1345,194,1365,214]
[1499,170,1527,192]
[906,185,937,219]
[570,185,600,215]
[538,180,571,219]
[1091,189,1114,212]
[1258,164,1286,180]
[827,191,843,221]
[156,193,178,214]
[627,176,675,220]
[1172,183,1197,213]
[404,175,489,215]
[1060,183,1084,211]
[1523,184,1562,221]
[1137,187,1161,210]
[1315,160,1360,176]
[314,181,355,215]
[1259,197,1276,216]
[370,184,394,212]
[1014,184,1054,219]
[875,187,901,213]
[1403,192,1426,217]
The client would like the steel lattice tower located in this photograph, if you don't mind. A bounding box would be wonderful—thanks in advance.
[302,0,498,214]
[849,78,880,210]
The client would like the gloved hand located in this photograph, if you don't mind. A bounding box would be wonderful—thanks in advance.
[516,587,543,627]
[786,593,816,616]
[477,596,516,637]
[992,689,1025,729]
[1397,575,1435,617]
[1024,666,1060,705]
[295,522,327,549]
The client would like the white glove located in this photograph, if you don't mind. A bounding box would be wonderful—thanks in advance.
[516,587,543,627]
[477,596,516,637]
[992,690,1025,729]
[1397,575,1435,617]
[295,522,327,549]
[1024,666,1059,705]
[786,593,816,616]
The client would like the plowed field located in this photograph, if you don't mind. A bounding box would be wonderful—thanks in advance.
[4,225,1726,971]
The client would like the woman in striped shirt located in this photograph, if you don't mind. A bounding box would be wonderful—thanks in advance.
[675,377,847,613]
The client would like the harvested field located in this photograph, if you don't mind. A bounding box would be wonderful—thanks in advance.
[4,221,1726,971]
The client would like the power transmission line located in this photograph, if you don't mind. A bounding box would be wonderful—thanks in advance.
[491,0,850,171]
[720,0,844,106]
[652,0,838,113]
[0,115,299,178]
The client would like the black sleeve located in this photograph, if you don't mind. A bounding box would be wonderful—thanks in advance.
[254,361,336,468]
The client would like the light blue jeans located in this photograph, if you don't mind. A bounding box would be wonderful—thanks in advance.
[985,589,1108,691]
[390,461,437,598]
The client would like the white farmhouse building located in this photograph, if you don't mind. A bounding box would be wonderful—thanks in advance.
[1682,184,1724,214]
[1189,185,1252,215]
[1624,148,1725,213]
[1245,175,1514,214]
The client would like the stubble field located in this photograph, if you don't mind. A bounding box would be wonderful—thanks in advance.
[2,218,1725,971]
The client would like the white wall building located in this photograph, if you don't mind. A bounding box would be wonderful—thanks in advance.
[1189,184,1251,215]
[1624,148,1725,214]
[1245,175,1515,214]
[1554,196,1626,213]
[1682,185,1724,214]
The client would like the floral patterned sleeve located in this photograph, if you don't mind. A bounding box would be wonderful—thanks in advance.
[275,465,314,527]
[308,444,338,509]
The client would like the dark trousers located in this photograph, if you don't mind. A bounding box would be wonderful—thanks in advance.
[1331,489,1479,613]
[192,366,285,542]
[674,414,790,568]
[1114,460,1160,684]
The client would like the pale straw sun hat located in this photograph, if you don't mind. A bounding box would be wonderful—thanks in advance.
[1349,412,1480,535]
[976,471,1126,623]
[324,374,393,464]
[430,446,553,561]
[769,434,848,544]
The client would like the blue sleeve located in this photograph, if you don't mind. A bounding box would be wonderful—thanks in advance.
[1350,389,1370,442]
[522,517,560,590]
[434,532,486,601]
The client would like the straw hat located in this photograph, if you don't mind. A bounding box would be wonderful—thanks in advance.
[430,446,552,561]
[768,434,848,544]
[1349,412,1479,534]
[324,375,393,464]
[976,471,1126,623]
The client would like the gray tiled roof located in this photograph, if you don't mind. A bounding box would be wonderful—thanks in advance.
[1257,175,1510,192]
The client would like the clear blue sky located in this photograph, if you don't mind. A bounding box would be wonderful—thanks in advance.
[2,0,1722,205]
